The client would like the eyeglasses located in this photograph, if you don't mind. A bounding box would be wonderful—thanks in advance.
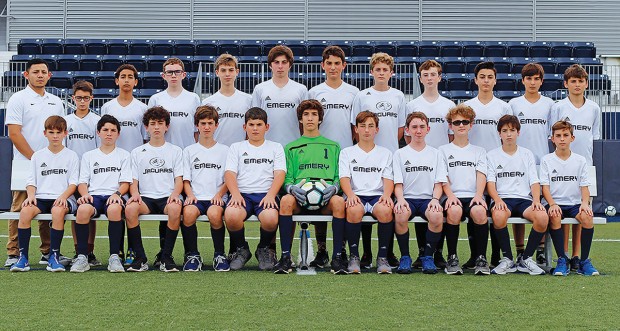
[74,96,92,102]
[451,120,471,126]
[163,70,184,76]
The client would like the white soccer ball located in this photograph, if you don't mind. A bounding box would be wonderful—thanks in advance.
[301,180,328,211]
[605,205,616,216]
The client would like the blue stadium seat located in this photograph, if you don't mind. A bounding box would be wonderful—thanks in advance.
[550,42,573,58]
[72,71,98,86]
[240,40,263,56]
[349,57,371,74]
[2,71,27,88]
[18,39,41,55]
[147,55,171,72]
[237,72,259,94]
[439,90,452,99]
[305,56,323,63]
[572,42,596,58]
[541,74,563,91]
[418,41,441,57]
[142,72,165,89]
[218,40,241,56]
[50,71,74,88]
[151,40,174,55]
[374,41,397,56]
[511,57,533,74]
[396,41,418,57]
[238,56,263,63]
[10,55,35,70]
[125,55,149,72]
[394,56,420,68]
[495,73,518,91]
[307,40,332,56]
[284,40,308,56]
[107,39,130,55]
[174,40,196,56]
[41,39,64,55]
[578,57,603,74]
[331,40,353,56]
[192,55,217,72]
[56,54,80,71]
[63,39,86,55]
[306,72,325,89]
[262,40,286,55]
[37,55,58,71]
[487,57,512,73]
[101,55,126,71]
[79,55,102,71]
[393,73,418,94]
[440,57,465,74]
[136,89,163,99]
[182,72,193,90]
[195,40,218,56]
[85,39,108,55]
[542,90,567,100]
[462,41,485,57]
[443,73,473,91]
[93,88,117,99]
[464,57,487,73]
[351,41,375,57]
[528,41,551,57]
[441,41,463,57]
[128,39,152,55]
[483,41,507,57]
[506,41,529,57]
[495,90,522,101]
[589,74,612,93]
[531,57,557,74]
[450,90,476,102]
[95,71,117,89]
[351,73,373,90]
[555,57,578,74]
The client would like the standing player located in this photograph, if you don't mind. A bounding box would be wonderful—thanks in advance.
[279,100,345,274]
[251,45,308,147]
[201,54,252,147]
[181,106,230,271]
[307,45,359,266]
[340,111,394,274]
[224,107,286,271]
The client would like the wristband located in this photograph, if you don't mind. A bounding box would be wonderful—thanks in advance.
[431,197,439,201]
[550,203,558,207]
[114,190,122,196]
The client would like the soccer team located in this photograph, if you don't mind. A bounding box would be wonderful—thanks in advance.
[5,44,600,276]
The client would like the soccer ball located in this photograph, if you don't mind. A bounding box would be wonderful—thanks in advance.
[301,180,328,211]
[605,205,616,216]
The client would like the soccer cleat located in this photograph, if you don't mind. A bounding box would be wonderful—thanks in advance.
[126,257,149,272]
[153,251,163,269]
[229,247,252,271]
[474,255,490,275]
[411,256,423,269]
[70,254,90,273]
[347,256,361,274]
[553,256,569,276]
[517,256,546,275]
[421,256,438,274]
[255,247,274,271]
[376,257,392,274]
[46,252,66,272]
[40,253,71,266]
[4,255,19,267]
[330,255,348,275]
[309,250,329,268]
[88,253,102,267]
[445,254,463,275]
[536,251,547,265]
[9,255,30,272]
[462,256,477,270]
[212,254,229,272]
[570,256,580,272]
[491,257,517,275]
[434,253,447,270]
[268,248,278,267]
[107,254,125,273]
[159,255,179,272]
[360,253,373,269]
[274,255,293,274]
[182,255,202,272]
[387,254,400,268]
[396,256,413,274]
[577,258,600,276]
[490,254,501,269]
[124,249,135,266]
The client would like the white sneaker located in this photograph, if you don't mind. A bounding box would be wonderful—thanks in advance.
[70,254,90,273]
[108,254,125,273]
[4,255,19,267]
[517,256,545,275]
[491,257,517,275]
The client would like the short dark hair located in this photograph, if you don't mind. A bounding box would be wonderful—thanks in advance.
[521,63,545,79]
[114,64,139,79]
[355,110,379,126]
[245,107,268,124]
[322,45,346,63]
[497,114,520,132]
[142,106,170,126]
[405,112,429,127]
[552,120,574,136]
[296,99,324,123]
[195,105,219,126]
[97,114,121,132]
[267,45,294,67]
[26,58,49,72]
[474,61,496,76]
[44,115,67,131]
[564,64,588,82]
[72,80,93,95]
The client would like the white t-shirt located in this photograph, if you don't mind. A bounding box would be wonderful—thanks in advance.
[79,147,132,196]
[464,96,513,152]
[148,89,201,148]
[393,145,447,199]
[225,140,286,194]
[351,87,407,153]
[27,147,79,199]
[551,98,601,165]
[439,142,487,198]
[339,144,393,196]
[131,142,183,199]
[5,85,65,160]
[486,146,539,200]
[405,95,455,148]
[202,90,252,146]
[251,79,308,146]
[309,82,359,149]
[509,95,555,164]
[64,112,101,159]
[100,97,148,152]
[183,142,229,200]
[540,152,590,206]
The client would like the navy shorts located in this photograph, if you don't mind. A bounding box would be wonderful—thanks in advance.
[356,195,381,214]
[559,204,580,218]
[36,198,76,214]
[493,198,531,218]
[242,193,279,220]
[142,197,169,214]
[449,197,486,222]
[191,200,215,215]
[79,195,117,218]
[406,198,431,220]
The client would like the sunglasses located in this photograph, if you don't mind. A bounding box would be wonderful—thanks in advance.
[451,120,471,126]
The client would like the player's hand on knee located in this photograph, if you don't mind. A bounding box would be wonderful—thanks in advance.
[320,179,338,202]
[210,194,225,207]
[107,194,123,206]
[127,195,142,205]
[228,194,245,208]
[532,201,545,212]
[428,198,443,212]
[471,195,487,210]
[580,203,593,216]
[379,194,393,208]
[394,199,409,214]
[54,197,68,208]
[184,194,197,206]
[167,194,181,205]
[78,195,92,205]
[548,204,561,217]
[492,199,507,211]
[445,195,461,209]
[259,194,278,209]
[346,194,361,208]
[286,180,307,205]
[22,197,36,208]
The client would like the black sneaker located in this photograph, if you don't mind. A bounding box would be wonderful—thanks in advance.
[88,252,102,267]
[434,253,447,269]
[490,254,501,269]
[330,255,348,275]
[274,255,293,274]
[411,256,423,269]
[387,253,399,268]
[159,254,179,272]
[462,256,477,270]
[360,253,373,269]
[309,250,329,268]
[536,251,547,265]
[229,247,252,271]
[153,251,163,269]
[570,256,580,271]
[127,257,148,272]
[340,247,348,264]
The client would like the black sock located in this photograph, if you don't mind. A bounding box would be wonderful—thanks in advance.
[75,223,89,256]
[258,227,276,249]
[108,221,123,256]
[581,227,594,261]
[331,217,345,259]
[361,222,373,255]
[516,244,525,256]
[346,222,362,257]
[496,227,513,260]
[473,223,489,259]
[162,226,179,256]
[127,225,146,259]
[120,219,127,254]
[158,221,167,250]
[549,228,567,259]
[229,228,245,250]
[387,230,395,257]
[524,229,545,259]
[396,231,410,257]
[50,228,64,254]
[18,228,31,258]
[315,222,327,252]
[377,222,392,258]
[445,224,460,256]
[278,216,293,256]
[436,231,445,256]
[467,220,476,258]
[424,230,441,257]
[211,226,225,256]
[181,223,199,255]
[489,225,500,259]
[414,222,428,252]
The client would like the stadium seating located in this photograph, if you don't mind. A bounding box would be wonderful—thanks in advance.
[174,40,196,56]
[418,41,441,57]
[351,41,375,57]
[284,40,308,57]
[17,39,41,54]
[441,57,466,74]
[495,73,519,91]
[573,42,596,58]
[541,73,564,91]
[495,90,522,101]
[483,41,507,57]
[85,39,108,55]
[93,88,117,99]
[141,71,166,89]
[550,42,573,58]
[464,57,486,73]
[506,41,529,57]
[306,40,332,56]
[78,55,103,71]
[531,57,557,74]
[129,39,153,55]
[440,41,463,57]
[218,40,241,56]
[396,41,418,57]
[147,55,171,72]
[95,71,117,89]
[151,40,175,55]
[107,39,130,55]
[125,55,148,72]
[49,71,74,88]
[239,40,263,56]
[101,55,125,71]
[195,40,218,56]
[487,57,512,73]
[72,71,98,86]
[461,41,485,57]
[63,39,87,55]
[528,41,551,57]
[374,41,397,56]
[41,39,64,55]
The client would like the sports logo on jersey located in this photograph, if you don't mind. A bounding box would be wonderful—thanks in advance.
[149,157,165,168]
[448,155,454,160]
[265,96,271,101]
[242,152,248,156]
[366,91,371,95]
[41,163,47,167]
[552,169,558,174]
[497,165,503,169]
[216,107,222,111]
[144,157,172,174]
[69,128,74,132]
[518,112,525,117]
[404,160,411,165]
[141,148,147,152]
[193,157,200,163]
[321,98,327,103]
[376,101,392,112]
[94,162,99,167]
[299,149,305,154]
[564,117,571,122]
[351,159,357,164]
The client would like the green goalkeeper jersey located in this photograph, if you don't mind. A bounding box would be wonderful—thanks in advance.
[284,135,341,187]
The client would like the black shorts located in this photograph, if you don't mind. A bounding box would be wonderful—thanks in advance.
[242,193,280,220]
[36,198,76,214]
[559,204,580,218]
[142,197,169,214]
[405,198,431,220]
[191,200,217,215]
[492,198,531,218]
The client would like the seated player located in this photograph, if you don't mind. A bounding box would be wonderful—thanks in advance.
[224,107,286,271]
[124,106,184,272]
[11,116,79,272]
[182,106,230,272]
[71,115,131,273]
[340,111,394,274]
[279,100,344,274]
[541,120,599,276]
[439,104,490,276]
[486,115,548,275]
[393,112,446,274]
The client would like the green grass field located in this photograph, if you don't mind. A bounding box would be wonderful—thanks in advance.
[1,221,619,330]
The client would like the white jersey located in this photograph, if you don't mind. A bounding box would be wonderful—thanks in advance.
[339,144,393,196]
[79,147,132,196]
[5,85,65,160]
[64,112,101,159]
[309,82,359,149]
[148,89,201,148]
[464,96,513,151]
[202,90,252,146]
[551,98,601,165]
[540,152,589,206]
[183,142,229,200]
[405,95,455,148]
[510,95,554,164]
[100,97,148,152]
[225,140,286,194]
[131,142,183,199]
[393,145,447,199]
[251,79,308,146]
[439,142,487,198]
[486,146,539,200]
[27,147,79,199]
[351,87,407,153]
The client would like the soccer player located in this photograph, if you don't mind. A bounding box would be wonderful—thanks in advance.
[251,45,308,147]
[224,107,286,271]
[279,99,344,274]
[5,58,66,267]
[440,104,490,275]
[486,115,548,275]
[71,115,131,273]
[340,111,394,274]
[393,112,446,274]
[307,45,359,266]
[181,105,230,272]
[201,54,252,147]
[10,116,79,272]
[541,120,599,276]
[124,106,184,272]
